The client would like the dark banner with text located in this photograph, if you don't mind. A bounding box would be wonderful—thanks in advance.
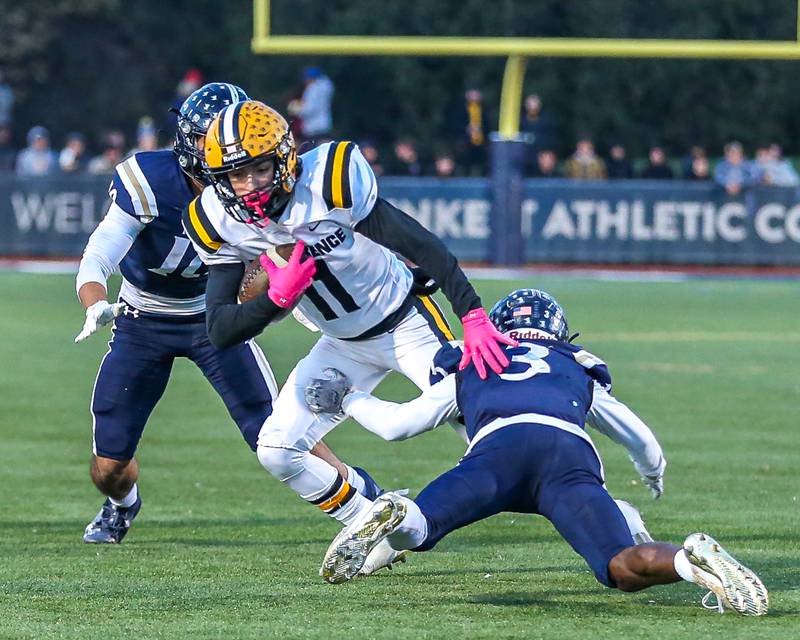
[382,178,800,264]
[1,175,799,265]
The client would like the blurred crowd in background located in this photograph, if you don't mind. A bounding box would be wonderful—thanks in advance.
[3,66,799,194]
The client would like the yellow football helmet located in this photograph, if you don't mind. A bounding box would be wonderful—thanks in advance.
[203,100,298,225]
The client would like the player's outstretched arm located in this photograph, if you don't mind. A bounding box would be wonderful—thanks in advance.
[305,368,459,441]
[586,383,666,499]
[74,204,142,342]
[346,377,459,440]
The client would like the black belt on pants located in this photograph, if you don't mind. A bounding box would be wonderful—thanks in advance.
[340,294,415,342]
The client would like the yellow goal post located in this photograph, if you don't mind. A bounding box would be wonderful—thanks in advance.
[253,0,800,139]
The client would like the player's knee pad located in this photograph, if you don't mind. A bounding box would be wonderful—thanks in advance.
[256,444,306,482]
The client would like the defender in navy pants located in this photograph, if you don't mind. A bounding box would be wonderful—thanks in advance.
[91,310,274,461]
[309,289,768,616]
[76,83,383,545]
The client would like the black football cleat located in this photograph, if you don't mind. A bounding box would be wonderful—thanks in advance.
[83,495,142,544]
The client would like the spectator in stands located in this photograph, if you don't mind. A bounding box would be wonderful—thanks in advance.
[681,146,707,179]
[530,149,561,178]
[16,126,58,177]
[520,93,556,153]
[433,150,458,178]
[456,88,488,177]
[286,85,305,145]
[605,144,633,179]
[756,143,800,187]
[685,154,710,181]
[88,143,124,175]
[88,131,125,175]
[0,70,14,128]
[389,138,424,176]
[714,141,757,196]
[0,124,16,172]
[299,66,334,144]
[166,68,203,132]
[752,146,775,185]
[359,140,385,177]
[59,132,87,173]
[639,146,674,179]
[564,137,606,180]
[127,117,159,156]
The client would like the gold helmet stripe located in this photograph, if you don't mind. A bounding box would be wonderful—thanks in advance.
[322,141,354,210]
[183,197,223,253]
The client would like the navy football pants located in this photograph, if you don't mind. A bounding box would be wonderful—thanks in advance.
[414,423,635,587]
[91,310,275,460]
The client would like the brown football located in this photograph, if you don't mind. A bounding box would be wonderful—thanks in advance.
[238,243,297,303]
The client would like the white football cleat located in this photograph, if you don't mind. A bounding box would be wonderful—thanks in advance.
[615,499,654,544]
[683,532,769,616]
[321,492,407,584]
[357,538,408,576]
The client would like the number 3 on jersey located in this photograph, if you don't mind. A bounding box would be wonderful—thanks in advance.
[499,344,551,382]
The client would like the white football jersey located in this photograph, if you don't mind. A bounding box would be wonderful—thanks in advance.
[184,141,413,338]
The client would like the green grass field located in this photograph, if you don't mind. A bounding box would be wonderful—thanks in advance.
[0,272,797,639]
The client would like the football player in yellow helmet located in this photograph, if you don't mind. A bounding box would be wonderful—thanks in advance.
[202,101,298,226]
[183,99,518,579]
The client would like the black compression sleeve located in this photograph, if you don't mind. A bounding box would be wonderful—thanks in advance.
[204,262,286,349]
[355,198,482,318]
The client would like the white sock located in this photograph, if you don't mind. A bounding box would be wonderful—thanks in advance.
[387,497,428,550]
[673,549,695,583]
[334,491,371,527]
[345,465,367,495]
[109,483,138,509]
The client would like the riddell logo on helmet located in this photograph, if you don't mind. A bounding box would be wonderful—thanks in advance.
[508,329,557,341]
[222,149,248,163]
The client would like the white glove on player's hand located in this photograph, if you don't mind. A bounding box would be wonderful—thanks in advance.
[74,301,126,343]
[305,368,353,414]
[633,455,666,500]
[641,473,664,500]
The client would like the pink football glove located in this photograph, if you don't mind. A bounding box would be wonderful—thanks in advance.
[260,241,317,308]
[458,307,518,379]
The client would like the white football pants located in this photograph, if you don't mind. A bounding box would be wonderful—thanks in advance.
[257,302,457,525]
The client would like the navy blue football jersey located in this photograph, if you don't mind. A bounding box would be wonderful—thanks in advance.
[430,340,612,441]
[109,150,206,298]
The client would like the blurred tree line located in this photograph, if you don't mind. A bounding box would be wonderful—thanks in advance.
[1,0,799,158]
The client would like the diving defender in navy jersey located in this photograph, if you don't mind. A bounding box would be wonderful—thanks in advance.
[75,83,382,545]
[307,289,768,617]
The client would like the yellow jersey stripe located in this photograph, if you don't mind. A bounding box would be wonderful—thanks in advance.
[188,200,222,251]
[330,142,349,209]
[420,295,455,341]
